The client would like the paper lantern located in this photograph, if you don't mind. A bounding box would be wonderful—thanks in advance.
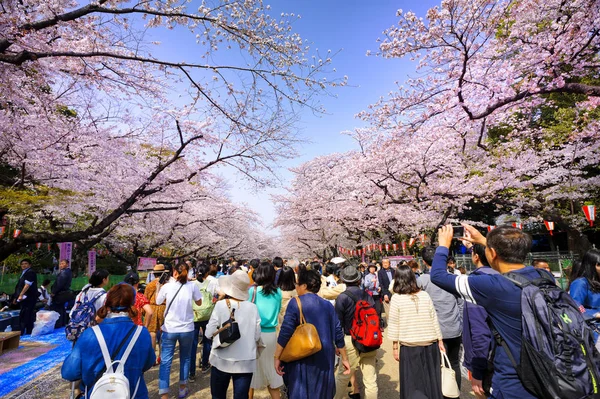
[583,205,596,227]
[543,221,555,236]
[512,223,522,230]
[36,242,42,249]
[385,244,390,251]
[401,241,407,250]
[0,226,4,237]
[408,237,416,247]
[13,229,21,238]
[487,225,495,232]
[393,243,398,251]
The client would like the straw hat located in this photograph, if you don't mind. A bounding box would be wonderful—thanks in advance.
[153,264,166,272]
[219,270,250,301]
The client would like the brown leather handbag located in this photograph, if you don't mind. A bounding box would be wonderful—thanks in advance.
[279,296,322,362]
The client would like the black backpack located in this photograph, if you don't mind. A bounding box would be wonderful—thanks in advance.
[492,269,600,399]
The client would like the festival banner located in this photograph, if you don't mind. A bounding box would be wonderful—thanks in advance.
[88,250,97,275]
[59,242,73,264]
[544,221,555,236]
[138,257,158,271]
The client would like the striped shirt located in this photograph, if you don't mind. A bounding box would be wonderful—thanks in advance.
[387,290,443,346]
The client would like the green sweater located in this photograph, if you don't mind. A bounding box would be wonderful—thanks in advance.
[249,286,282,332]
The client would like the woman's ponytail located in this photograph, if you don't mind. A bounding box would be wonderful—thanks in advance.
[176,263,188,284]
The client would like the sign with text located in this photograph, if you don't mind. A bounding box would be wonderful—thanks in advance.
[88,250,97,275]
[138,257,158,271]
[59,242,73,265]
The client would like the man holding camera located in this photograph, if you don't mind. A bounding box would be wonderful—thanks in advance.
[431,224,540,398]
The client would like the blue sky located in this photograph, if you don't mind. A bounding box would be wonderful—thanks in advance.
[233,0,440,229]
[149,0,440,229]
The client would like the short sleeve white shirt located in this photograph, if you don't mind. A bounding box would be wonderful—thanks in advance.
[157,279,202,333]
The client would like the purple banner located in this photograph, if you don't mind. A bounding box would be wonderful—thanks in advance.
[88,250,97,276]
[59,242,73,265]
[138,257,157,271]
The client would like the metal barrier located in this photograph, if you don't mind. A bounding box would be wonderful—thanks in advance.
[452,251,579,290]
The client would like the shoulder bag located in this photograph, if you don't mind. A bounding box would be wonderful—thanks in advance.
[441,351,460,398]
[279,296,322,362]
[212,299,241,348]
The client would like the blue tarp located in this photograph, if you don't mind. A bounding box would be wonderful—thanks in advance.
[0,328,71,398]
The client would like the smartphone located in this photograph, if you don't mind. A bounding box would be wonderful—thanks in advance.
[452,225,465,239]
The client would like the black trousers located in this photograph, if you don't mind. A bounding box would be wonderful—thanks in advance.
[443,335,462,395]
[19,301,36,335]
[49,302,67,328]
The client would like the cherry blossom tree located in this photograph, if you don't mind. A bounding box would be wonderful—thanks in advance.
[0,0,344,261]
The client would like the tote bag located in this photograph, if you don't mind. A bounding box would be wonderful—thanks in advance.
[441,351,460,398]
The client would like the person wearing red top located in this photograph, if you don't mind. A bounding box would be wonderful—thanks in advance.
[124,272,153,328]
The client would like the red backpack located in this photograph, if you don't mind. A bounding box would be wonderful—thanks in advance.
[343,291,382,353]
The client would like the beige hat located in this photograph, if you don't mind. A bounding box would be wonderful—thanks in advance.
[153,264,166,272]
[219,270,250,301]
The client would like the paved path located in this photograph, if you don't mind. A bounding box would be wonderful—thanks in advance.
[8,332,475,399]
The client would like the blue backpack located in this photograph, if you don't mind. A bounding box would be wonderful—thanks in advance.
[65,288,105,341]
[494,269,600,399]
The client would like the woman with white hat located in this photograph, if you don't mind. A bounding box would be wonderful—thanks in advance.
[205,270,261,399]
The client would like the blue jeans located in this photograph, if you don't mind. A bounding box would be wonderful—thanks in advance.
[210,367,252,399]
[190,320,213,376]
[159,330,194,395]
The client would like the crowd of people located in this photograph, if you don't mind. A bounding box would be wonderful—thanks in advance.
[6,224,600,399]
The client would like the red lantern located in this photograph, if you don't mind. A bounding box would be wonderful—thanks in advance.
[543,221,555,236]
[512,223,522,230]
[487,225,495,232]
[583,205,596,227]
[378,244,383,252]
[393,243,398,251]
[408,237,416,247]
[36,242,42,249]
[13,229,21,238]
[385,244,390,251]
[0,226,4,237]
[420,234,426,244]
[401,241,407,250]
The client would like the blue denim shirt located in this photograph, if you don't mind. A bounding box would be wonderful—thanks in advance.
[61,316,155,398]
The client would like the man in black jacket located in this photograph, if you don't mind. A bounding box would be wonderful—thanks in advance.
[49,259,72,328]
[13,259,38,335]
[377,258,393,326]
